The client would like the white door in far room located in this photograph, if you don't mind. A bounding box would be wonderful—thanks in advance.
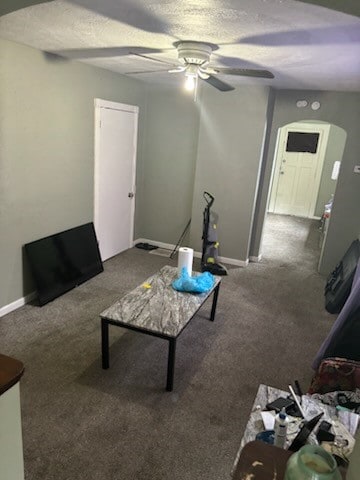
[269,124,329,218]
[94,99,138,261]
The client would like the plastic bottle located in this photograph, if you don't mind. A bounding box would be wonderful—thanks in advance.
[274,407,289,448]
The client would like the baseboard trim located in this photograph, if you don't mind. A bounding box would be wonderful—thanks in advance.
[249,254,262,263]
[218,255,248,267]
[133,238,248,268]
[0,291,37,318]
[0,239,249,317]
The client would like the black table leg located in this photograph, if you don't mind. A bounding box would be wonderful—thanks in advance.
[101,318,109,369]
[166,338,176,392]
[210,283,220,321]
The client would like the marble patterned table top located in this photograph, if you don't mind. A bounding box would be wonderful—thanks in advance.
[100,265,221,338]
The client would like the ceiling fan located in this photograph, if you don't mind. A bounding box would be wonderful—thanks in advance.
[126,41,274,94]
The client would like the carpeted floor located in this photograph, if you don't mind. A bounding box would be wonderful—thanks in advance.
[0,214,336,480]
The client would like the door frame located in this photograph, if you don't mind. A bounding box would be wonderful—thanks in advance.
[268,122,330,218]
[94,98,138,254]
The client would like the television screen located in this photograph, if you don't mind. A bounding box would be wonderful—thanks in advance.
[24,223,104,305]
[286,131,319,153]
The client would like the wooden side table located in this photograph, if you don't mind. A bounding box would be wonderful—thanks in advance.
[0,353,25,480]
[0,353,24,395]
[232,441,292,479]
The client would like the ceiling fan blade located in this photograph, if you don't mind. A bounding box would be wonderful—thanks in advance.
[125,68,171,75]
[198,70,210,80]
[168,66,186,73]
[203,75,235,92]
[199,67,217,76]
[214,67,274,79]
[130,52,177,67]
[0,0,51,17]
[48,47,166,60]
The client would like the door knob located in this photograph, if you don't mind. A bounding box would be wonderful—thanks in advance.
[128,192,134,198]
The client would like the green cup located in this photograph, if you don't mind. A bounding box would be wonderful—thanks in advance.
[284,445,341,480]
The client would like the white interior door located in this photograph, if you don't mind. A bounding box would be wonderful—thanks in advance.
[94,99,138,261]
[269,124,328,218]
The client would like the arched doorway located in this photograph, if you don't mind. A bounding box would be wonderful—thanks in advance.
[261,120,347,271]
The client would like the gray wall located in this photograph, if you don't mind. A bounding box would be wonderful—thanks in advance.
[251,89,360,274]
[249,89,276,258]
[190,84,270,261]
[2,38,359,310]
[135,85,200,245]
[314,124,346,217]
[0,38,147,308]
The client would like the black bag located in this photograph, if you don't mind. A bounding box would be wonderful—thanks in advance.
[325,240,360,314]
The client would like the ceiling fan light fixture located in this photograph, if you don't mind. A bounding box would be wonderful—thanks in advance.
[177,41,213,66]
[184,64,199,91]
[125,40,273,94]
[184,73,196,92]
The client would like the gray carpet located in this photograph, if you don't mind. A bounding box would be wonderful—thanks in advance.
[0,214,336,480]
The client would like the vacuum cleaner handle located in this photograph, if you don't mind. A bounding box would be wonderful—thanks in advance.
[203,191,215,208]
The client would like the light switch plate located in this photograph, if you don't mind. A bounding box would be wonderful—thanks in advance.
[354,165,360,174]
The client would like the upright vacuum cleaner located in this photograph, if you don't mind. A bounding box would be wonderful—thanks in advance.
[201,192,228,276]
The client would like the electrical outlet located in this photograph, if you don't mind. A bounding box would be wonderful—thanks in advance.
[354,165,360,174]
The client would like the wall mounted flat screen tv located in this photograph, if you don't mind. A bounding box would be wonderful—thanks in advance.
[24,222,103,306]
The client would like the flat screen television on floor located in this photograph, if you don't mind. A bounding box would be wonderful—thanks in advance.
[24,222,104,306]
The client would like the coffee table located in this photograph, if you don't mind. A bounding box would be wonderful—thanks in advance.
[100,265,221,391]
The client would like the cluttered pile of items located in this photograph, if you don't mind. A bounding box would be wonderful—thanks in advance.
[232,380,360,479]
[272,387,358,465]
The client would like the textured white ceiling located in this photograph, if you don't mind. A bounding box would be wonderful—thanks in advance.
[1,0,360,91]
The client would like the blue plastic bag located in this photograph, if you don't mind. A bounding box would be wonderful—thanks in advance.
[172,267,215,293]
